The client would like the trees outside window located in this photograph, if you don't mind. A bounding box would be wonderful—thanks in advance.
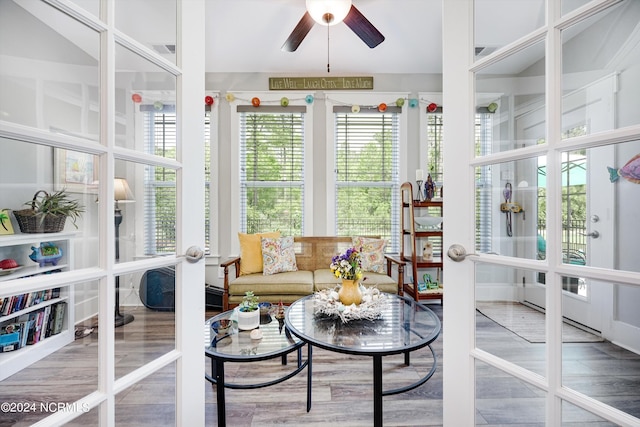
[240,111,305,236]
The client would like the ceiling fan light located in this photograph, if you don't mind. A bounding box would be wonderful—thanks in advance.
[306,0,352,26]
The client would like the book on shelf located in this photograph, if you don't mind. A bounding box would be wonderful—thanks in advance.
[26,312,38,345]
[52,302,66,335]
[0,322,23,353]
[18,316,33,348]
[43,305,52,339]
[32,310,44,343]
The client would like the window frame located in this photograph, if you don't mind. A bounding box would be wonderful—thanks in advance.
[325,92,408,251]
[229,92,313,255]
[239,105,306,236]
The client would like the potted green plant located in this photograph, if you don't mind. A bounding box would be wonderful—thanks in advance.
[14,189,85,233]
[237,291,260,330]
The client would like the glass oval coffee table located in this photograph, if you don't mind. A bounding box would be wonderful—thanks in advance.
[205,309,311,427]
[285,293,441,427]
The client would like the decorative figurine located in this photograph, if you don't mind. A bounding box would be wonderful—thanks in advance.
[275,300,286,334]
[422,241,433,261]
[425,174,436,200]
[29,242,63,267]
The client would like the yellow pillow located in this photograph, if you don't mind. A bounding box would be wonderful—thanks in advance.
[238,231,281,275]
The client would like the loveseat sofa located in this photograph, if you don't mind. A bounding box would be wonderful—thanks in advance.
[220,235,406,310]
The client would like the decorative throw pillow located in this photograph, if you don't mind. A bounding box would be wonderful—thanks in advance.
[352,236,386,274]
[261,236,298,276]
[238,231,281,275]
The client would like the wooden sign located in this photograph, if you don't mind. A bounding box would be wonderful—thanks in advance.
[269,76,373,90]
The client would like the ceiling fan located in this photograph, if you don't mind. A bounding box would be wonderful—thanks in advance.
[282,0,385,52]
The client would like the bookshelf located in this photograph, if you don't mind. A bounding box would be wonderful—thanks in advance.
[0,232,75,380]
[399,182,444,304]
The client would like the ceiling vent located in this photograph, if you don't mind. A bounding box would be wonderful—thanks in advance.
[475,46,497,56]
[152,44,176,55]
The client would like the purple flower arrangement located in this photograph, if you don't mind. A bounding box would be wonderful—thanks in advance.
[330,247,363,280]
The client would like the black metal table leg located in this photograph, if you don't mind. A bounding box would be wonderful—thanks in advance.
[215,358,226,427]
[307,345,313,412]
[373,355,383,427]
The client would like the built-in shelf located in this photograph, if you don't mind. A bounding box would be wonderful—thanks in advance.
[0,232,75,381]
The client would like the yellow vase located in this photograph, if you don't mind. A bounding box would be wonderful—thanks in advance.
[339,279,362,305]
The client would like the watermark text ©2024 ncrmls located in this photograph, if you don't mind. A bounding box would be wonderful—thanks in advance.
[1,401,90,414]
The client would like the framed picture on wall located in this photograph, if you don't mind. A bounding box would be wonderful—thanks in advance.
[54,150,98,193]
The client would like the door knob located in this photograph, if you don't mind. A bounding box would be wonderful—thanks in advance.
[180,246,205,263]
[581,231,599,239]
[447,244,477,262]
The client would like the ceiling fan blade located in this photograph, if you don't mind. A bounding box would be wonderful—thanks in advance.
[281,12,315,52]
[343,5,385,48]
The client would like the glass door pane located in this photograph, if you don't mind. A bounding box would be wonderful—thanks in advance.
[0,1,101,139]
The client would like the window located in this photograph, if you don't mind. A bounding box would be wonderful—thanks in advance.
[144,110,177,255]
[333,106,400,252]
[239,107,306,236]
[143,109,211,255]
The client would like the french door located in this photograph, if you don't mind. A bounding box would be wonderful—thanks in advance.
[0,0,205,425]
[442,1,640,426]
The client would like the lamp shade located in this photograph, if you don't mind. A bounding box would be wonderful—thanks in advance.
[114,178,134,202]
[306,0,352,25]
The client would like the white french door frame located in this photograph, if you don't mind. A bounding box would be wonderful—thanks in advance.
[442,1,640,426]
[14,1,207,425]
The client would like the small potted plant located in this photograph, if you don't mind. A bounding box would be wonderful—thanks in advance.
[13,189,84,233]
[237,291,260,330]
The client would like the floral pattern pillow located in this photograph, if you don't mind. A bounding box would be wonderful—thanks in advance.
[352,236,386,273]
[261,236,298,275]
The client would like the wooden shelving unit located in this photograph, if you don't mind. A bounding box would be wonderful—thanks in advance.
[399,182,444,304]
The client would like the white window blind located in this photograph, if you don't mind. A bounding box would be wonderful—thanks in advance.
[239,107,306,235]
[143,109,211,255]
[475,113,493,254]
[143,110,176,255]
[333,106,400,252]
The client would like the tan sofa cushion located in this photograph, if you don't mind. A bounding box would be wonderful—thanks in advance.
[229,270,314,297]
[313,268,398,294]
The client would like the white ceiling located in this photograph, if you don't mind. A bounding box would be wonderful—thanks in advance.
[203,0,559,76]
[205,0,444,75]
[12,0,587,76]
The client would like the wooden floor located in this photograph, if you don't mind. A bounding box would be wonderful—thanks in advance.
[1,304,639,426]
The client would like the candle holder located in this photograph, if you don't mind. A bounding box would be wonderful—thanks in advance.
[415,180,424,202]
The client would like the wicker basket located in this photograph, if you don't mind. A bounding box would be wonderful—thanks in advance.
[13,191,68,234]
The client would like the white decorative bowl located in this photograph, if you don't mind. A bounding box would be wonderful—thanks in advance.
[415,215,443,228]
